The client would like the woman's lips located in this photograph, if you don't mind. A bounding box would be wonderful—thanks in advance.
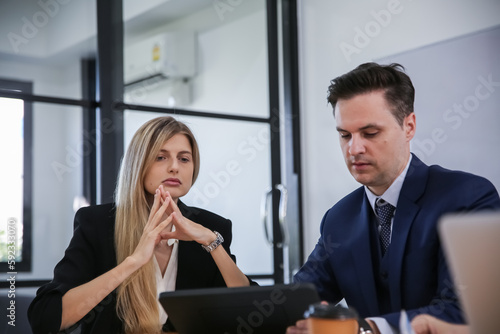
[163,178,181,186]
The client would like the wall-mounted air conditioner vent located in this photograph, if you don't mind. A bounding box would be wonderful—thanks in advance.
[124,31,196,87]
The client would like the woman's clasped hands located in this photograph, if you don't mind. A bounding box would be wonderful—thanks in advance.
[130,185,216,267]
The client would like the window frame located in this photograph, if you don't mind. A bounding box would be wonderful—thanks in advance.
[0,78,33,273]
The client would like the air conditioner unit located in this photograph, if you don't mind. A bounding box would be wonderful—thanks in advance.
[124,31,196,87]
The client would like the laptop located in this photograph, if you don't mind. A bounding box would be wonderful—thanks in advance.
[159,283,320,334]
[438,211,500,334]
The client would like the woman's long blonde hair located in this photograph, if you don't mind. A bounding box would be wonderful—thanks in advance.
[114,116,200,334]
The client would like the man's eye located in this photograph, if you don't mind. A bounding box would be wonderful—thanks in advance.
[339,133,351,139]
[365,132,378,138]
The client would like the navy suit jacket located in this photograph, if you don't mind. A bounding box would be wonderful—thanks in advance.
[28,200,247,334]
[294,154,500,327]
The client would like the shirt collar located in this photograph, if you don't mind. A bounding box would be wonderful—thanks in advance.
[365,154,412,212]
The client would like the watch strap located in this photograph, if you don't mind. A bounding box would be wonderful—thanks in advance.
[201,231,224,252]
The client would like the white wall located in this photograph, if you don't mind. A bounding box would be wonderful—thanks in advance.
[298,0,500,257]
[379,26,500,189]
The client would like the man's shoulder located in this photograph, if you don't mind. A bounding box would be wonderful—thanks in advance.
[328,186,366,214]
[427,163,494,186]
[408,155,496,190]
[411,160,500,208]
[339,186,366,203]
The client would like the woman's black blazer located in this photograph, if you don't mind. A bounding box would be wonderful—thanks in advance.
[28,200,247,334]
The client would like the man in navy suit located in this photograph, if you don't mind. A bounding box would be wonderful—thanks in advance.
[287,63,500,334]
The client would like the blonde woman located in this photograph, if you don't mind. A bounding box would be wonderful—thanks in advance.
[29,116,253,334]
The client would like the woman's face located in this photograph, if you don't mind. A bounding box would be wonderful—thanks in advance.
[143,134,194,202]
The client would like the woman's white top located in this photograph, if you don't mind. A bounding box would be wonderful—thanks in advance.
[154,235,179,325]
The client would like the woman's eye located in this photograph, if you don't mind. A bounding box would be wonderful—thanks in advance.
[156,156,166,161]
[180,157,190,163]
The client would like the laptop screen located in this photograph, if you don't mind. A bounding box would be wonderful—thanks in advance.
[439,211,500,334]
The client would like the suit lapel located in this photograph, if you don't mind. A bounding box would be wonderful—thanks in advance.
[350,192,380,316]
[387,154,428,310]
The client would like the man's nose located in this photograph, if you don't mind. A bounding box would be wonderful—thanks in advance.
[348,135,366,155]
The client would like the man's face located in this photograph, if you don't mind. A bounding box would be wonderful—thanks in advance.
[334,90,416,196]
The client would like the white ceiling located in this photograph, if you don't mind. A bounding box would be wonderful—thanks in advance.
[0,0,213,64]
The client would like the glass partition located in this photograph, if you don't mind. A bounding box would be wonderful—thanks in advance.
[0,1,97,99]
[125,110,273,276]
[30,103,84,279]
[0,0,96,279]
[123,0,269,118]
[122,0,277,283]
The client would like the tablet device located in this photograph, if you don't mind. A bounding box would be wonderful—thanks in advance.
[439,211,500,334]
[159,283,320,334]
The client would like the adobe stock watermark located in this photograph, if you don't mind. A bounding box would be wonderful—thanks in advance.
[417,278,468,317]
[124,59,185,105]
[189,108,286,207]
[124,76,165,105]
[42,269,120,334]
[5,218,18,328]
[339,0,407,63]
[291,234,341,282]
[412,73,499,160]
[7,0,73,54]
[189,126,270,207]
[224,282,303,334]
[51,118,116,182]
[213,0,246,21]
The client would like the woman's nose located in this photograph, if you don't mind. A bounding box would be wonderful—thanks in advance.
[168,159,178,173]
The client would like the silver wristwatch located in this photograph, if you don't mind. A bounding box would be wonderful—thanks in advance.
[201,231,224,252]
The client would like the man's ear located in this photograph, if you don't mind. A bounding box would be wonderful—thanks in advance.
[404,112,416,141]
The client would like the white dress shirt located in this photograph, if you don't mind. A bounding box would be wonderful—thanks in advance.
[363,155,412,334]
[154,235,179,325]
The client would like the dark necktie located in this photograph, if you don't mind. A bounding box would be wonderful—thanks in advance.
[375,198,395,255]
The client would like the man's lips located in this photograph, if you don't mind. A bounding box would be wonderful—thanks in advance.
[163,178,181,186]
[351,161,371,170]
